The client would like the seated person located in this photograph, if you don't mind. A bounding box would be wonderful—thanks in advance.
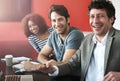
[37,4,84,65]
[21,13,53,53]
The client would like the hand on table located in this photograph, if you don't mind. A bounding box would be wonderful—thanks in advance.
[21,61,36,71]
[39,62,56,74]
[21,61,56,74]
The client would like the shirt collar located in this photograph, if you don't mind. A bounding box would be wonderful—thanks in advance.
[93,31,109,45]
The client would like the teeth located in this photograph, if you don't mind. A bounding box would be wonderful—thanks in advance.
[93,24,102,28]
[95,26,100,28]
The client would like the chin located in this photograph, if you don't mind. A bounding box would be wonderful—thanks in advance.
[56,31,62,34]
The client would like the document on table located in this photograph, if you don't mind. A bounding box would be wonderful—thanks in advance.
[1,56,31,63]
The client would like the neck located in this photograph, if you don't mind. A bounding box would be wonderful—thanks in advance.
[60,26,70,41]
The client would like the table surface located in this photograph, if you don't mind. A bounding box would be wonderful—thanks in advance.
[0,60,52,81]
[0,60,80,81]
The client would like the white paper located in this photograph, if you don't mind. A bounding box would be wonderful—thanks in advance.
[1,56,31,63]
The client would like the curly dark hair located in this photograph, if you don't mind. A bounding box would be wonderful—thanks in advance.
[88,0,116,25]
[21,13,49,37]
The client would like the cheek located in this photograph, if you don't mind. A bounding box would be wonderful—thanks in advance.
[89,19,92,24]
[51,22,55,26]
[89,20,93,26]
[29,27,32,31]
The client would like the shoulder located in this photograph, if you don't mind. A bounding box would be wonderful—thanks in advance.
[28,35,37,41]
[113,28,120,37]
[82,33,94,43]
[68,26,84,38]
[109,27,120,38]
[47,30,58,41]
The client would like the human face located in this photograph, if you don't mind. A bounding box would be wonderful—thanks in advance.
[28,20,39,35]
[89,9,113,37]
[50,12,69,35]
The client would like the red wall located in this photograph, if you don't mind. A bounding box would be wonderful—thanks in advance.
[33,0,91,31]
[0,0,91,42]
[0,22,26,41]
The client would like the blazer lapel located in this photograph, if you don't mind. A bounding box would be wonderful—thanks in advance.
[81,39,96,80]
[104,28,114,72]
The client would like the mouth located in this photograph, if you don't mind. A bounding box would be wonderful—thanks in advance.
[92,24,103,28]
[54,24,63,30]
[32,29,38,33]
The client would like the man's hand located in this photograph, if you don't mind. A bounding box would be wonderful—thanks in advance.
[39,63,56,74]
[21,61,37,71]
[103,71,120,81]
[21,61,56,74]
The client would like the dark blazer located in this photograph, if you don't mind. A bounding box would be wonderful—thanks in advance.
[57,27,120,81]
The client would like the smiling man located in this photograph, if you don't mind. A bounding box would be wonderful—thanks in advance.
[36,4,84,65]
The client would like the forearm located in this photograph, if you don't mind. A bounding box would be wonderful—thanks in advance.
[50,61,64,65]
[30,64,42,71]
[37,54,50,63]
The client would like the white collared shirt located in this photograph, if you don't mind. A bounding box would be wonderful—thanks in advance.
[86,32,108,81]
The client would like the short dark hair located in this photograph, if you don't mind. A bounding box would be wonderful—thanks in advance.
[48,4,70,20]
[88,0,116,24]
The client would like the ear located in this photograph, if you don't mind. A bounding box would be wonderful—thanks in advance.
[110,16,115,24]
[67,18,70,24]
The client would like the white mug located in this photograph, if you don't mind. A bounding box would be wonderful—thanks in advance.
[5,55,13,66]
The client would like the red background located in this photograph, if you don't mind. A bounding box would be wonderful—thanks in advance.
[0,0,91,41]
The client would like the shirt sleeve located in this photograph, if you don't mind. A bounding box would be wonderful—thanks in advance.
[28,37,40,53]
[48,65,59,76]
[66,30,84,50]
[46,31,55,48]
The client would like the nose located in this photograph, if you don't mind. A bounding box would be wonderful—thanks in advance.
[30,26,34,30]
[29,25,35,31]
[93,16,100,24]
[54,21,60,27]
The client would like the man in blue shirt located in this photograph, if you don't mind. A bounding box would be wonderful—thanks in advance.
[37,4,84,65]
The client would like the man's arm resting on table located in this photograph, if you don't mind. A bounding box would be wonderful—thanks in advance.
[37,44,53,63]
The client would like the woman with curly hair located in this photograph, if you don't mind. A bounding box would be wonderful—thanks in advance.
[21,13,53,53]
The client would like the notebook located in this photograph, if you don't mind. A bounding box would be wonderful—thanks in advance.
[5,75,33,81]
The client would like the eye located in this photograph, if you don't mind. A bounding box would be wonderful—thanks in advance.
[97,14,104,18]
[58,18,63,22]
[89,15,94,19]
[51,19,56,23]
